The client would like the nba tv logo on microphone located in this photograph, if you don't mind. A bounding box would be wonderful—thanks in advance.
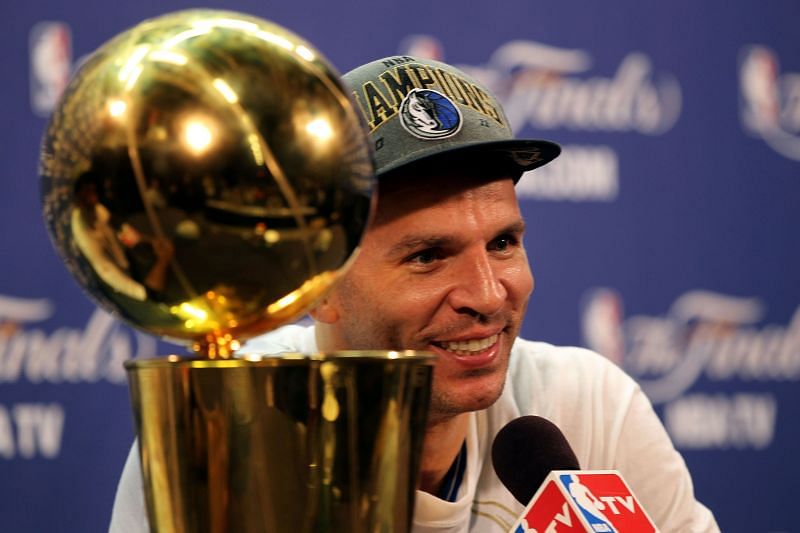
[510,470,658,533]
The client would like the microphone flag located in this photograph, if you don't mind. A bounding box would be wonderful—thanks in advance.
[508,470,659,533]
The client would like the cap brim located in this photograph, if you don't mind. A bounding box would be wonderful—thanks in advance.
[376,139,561,183]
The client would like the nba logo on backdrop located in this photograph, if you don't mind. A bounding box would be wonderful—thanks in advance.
[29,21,72,116]
[739,45,800,161]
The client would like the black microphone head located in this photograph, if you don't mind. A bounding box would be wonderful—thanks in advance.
[491,415,580,505]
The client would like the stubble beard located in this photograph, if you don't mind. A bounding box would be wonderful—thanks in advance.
[333,277,521,424]
[426,330,514,424]
[335,308,512,423]
[427,373,508,425]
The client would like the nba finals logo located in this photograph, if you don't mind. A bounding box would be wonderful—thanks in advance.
[581,288,798,451]
[739,45,800,161]
[29,21,72,116]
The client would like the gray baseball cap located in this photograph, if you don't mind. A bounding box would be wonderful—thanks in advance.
[342,56,560,180]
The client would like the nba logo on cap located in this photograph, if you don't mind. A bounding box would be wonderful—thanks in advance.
[30,21,72,116]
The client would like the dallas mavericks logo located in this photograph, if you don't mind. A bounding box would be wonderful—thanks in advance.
[399,88,462,139]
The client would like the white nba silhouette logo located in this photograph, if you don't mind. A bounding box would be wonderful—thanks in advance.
[565,475,617,532]
[29,21,72,115]
[739,44,800,161]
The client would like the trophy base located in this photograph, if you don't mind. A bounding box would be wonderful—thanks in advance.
[125,352,433,533]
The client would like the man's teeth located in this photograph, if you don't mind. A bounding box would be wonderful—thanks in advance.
[440,334,498,355]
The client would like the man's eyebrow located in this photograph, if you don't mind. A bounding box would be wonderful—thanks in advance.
[499,221,527,236]
[386,235,453,258]
[385,221,527,258]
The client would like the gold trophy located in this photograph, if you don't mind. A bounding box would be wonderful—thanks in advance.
[40,10,434,532]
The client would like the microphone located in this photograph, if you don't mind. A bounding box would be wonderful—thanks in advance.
[492,416,659,533]
[492,415,581,505]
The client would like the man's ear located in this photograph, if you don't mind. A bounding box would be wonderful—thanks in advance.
[310,294,340,324]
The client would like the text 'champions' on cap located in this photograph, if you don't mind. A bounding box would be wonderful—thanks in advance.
[342,56,561,180]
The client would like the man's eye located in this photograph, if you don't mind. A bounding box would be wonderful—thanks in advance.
[408,249,440,265]
[490,235,518,252]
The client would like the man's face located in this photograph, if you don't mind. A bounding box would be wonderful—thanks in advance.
[322,168,534,421]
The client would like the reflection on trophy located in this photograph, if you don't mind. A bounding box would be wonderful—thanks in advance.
[40,10,433,532]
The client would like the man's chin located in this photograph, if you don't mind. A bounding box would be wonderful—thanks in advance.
[428,380,506,422]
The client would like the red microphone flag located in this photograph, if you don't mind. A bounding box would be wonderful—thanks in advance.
[509,470,659,533]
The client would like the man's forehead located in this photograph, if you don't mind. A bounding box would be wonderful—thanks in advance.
[372,174,520,227]
[378,156,518,196]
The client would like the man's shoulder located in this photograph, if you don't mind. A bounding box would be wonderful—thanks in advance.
[503,338,641,415]
[510,338,625,376]
[238,322,317,355]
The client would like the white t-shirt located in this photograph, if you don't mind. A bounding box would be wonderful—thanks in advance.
[109,325,719,533]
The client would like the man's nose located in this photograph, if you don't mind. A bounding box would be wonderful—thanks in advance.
[447,250,507,318]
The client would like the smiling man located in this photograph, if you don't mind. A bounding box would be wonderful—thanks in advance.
[316,170,528,415]
[312,161,533,501]
[110,57,719,532]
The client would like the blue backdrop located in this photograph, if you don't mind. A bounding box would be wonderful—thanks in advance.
[2,1,798,531]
